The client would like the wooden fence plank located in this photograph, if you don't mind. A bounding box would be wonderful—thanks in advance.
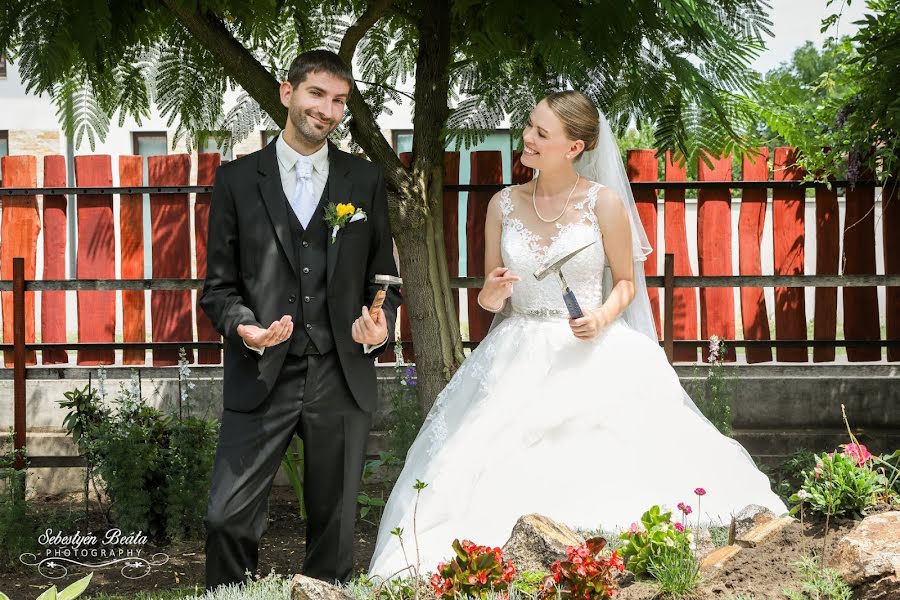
[1,155,39,366]
[813,179,840,362]
[627,149,661,339]
[74,155,115,365]
[843,175,882,361]
[40,155,68,364]
[149,155,193,366]
[885,181,899,362]
[738,148,773,363]
[697,153,736,361]
[773,148,808,361]
[119,155,146,365]
[466,151,502,343]
[195,153,221,364]
[664,152,698,361]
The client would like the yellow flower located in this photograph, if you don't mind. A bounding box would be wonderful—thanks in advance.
[336,203,356,219]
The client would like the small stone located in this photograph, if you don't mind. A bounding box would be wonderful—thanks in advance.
[828,511,900,597]
[732,504,776,539]
[501,514,585,573]
[290,574,356,600]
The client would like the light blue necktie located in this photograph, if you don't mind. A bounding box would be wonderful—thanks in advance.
[291,156,316,228]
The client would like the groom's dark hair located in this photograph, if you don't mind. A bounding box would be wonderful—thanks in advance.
[287,50,354,91]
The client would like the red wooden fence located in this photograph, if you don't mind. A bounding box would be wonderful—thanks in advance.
[0,148,894,366]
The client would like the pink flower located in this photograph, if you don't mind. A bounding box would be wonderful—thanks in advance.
[694,488,706,497]
[628,522,640,536]
[842,443,873,467]
[674,522,685,532]
[677,502,686,511]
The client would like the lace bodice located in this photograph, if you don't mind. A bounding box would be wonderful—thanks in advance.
[500,182,606,315]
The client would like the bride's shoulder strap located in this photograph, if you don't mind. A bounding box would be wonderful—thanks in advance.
[498,185,515,217]
[586,181,605,211]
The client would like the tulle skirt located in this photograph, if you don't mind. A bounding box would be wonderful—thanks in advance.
[367,314,787,580]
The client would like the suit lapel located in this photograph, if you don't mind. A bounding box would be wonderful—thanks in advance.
[257,141,299,275]
[326,141,354,286]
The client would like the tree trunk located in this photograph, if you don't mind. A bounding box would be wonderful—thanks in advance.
[170,0,464,413]
[396,0,464,412]
[350,0,463,413]
[393,204,465,413]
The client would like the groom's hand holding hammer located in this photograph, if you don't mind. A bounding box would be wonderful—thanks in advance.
[351,306,388,346]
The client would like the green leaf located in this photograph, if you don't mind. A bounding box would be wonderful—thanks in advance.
[58,573,93,600]
[36,585,58,600]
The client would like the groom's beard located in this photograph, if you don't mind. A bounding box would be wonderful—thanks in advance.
[291,107,338,145]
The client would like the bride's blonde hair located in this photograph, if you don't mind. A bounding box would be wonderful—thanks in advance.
[543,91,600,158]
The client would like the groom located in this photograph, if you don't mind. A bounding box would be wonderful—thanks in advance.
[200,49,402,590]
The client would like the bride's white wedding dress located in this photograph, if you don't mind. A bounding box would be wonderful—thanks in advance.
[367,182,787,580]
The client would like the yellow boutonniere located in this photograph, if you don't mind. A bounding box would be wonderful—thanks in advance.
[324,202,367,244]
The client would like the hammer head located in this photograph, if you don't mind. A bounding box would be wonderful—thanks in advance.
[372,274,403,287]
[533,241,597,281]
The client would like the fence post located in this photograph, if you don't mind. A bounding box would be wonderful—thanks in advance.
[13,258,26,487]
[664,253,674,364]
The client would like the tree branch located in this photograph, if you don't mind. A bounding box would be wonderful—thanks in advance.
[356,79,415,101]
[338,0,409,194]
[160,0,287,125]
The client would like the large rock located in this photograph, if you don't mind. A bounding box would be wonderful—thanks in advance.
[828,511,900,599]
[732,504,775,540]
[290,574,355,600]
[501,514,585,573]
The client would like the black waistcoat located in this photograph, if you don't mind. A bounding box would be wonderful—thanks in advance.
[285,182,335,356]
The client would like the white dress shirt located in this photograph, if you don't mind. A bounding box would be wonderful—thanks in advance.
[276,130,329,206]
[244,133,388,355]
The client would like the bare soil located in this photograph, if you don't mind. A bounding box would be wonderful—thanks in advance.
[0,486,381,598]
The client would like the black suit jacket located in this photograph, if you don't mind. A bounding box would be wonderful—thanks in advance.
[200,139,402,413]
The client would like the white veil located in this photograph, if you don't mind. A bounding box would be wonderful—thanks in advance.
[489,109,659,343]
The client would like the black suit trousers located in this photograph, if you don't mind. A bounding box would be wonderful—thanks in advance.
[204,351,371,591]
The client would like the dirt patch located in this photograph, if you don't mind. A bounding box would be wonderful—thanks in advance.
[0,486,381,598]
[614,517,863,599]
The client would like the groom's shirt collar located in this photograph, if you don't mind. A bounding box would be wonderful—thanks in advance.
[276,132,329,175]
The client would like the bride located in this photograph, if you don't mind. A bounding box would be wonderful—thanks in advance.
[367,90,786,580]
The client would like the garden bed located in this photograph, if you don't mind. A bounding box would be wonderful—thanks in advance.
[1,488,895,599]
[0,485,380,598]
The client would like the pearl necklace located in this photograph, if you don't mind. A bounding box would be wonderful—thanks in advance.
[532,174,580,223]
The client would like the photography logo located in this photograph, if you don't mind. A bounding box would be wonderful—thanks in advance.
[20,529,169,579]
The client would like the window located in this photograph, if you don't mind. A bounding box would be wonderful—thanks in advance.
[132,132,168,157]
[0,131,9,185]
[261,130,280,147]
[198,131,232,162]
[0,55,6,79]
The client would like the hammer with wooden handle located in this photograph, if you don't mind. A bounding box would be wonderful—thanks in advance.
[369,274,403,317]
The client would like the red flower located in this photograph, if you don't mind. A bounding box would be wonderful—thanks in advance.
[694,487,706,496]
[842,443,873,467]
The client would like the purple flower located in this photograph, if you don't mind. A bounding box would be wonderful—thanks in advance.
[402,365,417,387]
